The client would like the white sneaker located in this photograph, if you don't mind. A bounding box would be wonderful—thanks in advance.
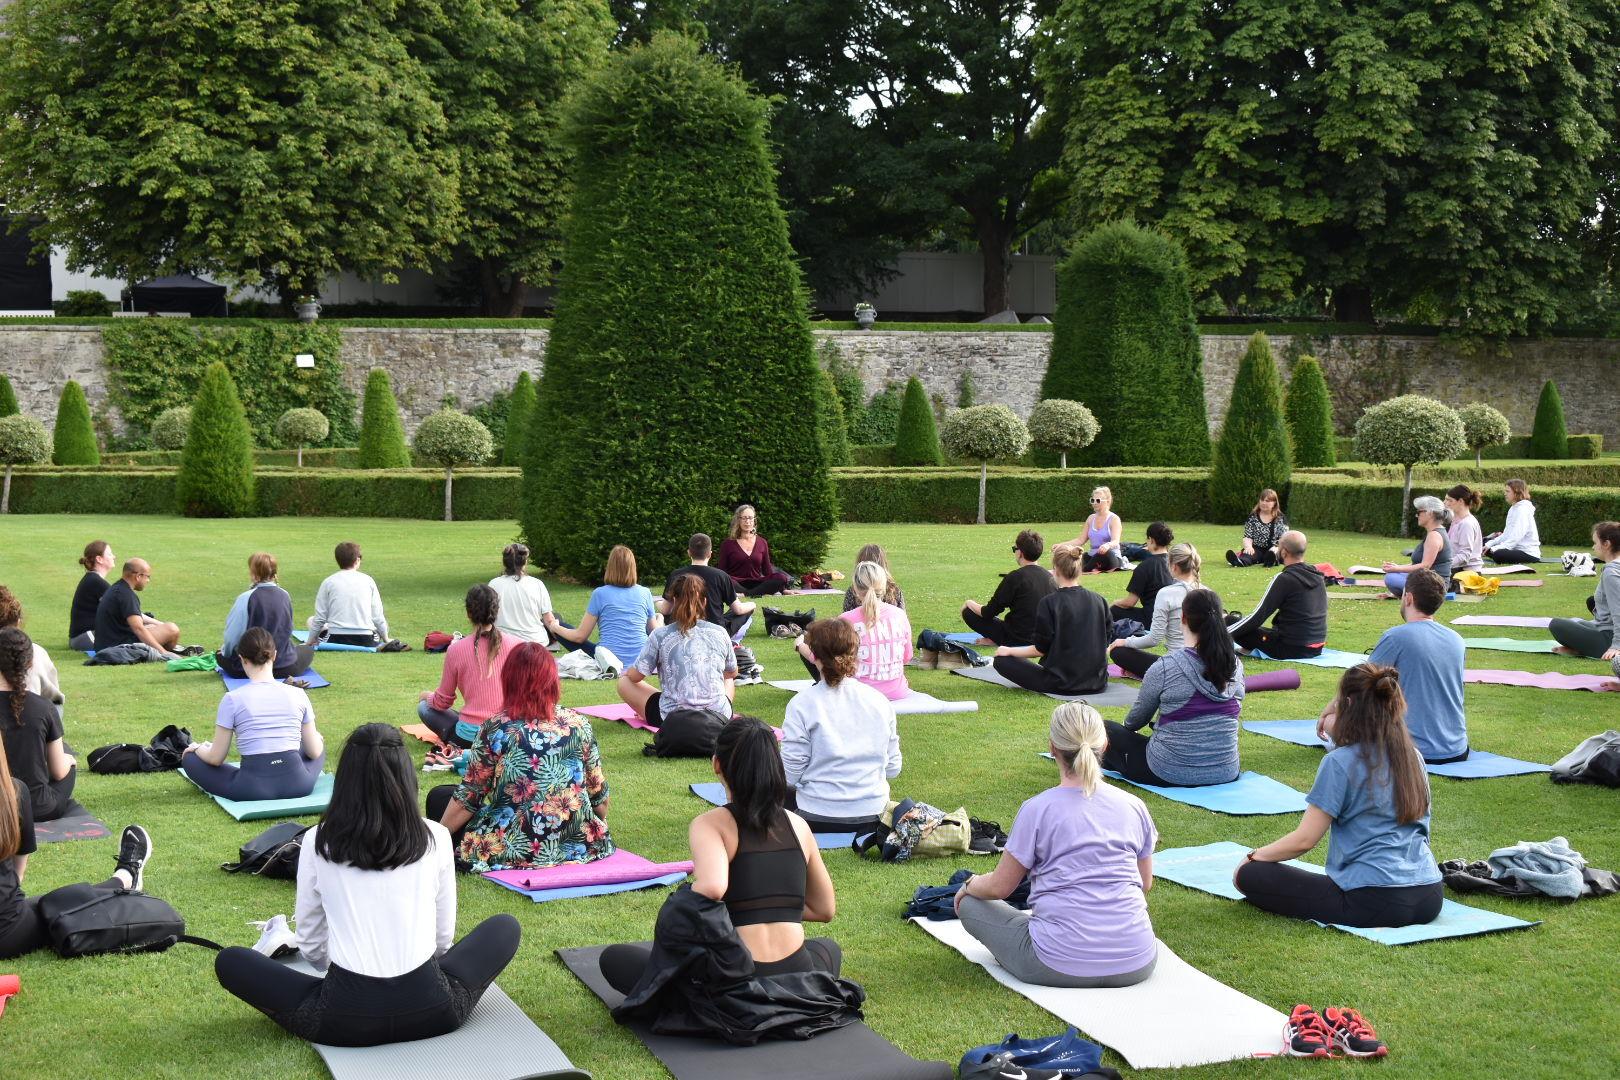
[250,914,299,958]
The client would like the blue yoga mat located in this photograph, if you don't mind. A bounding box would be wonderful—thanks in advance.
[1103,769,1308,815]
[218,668,330,690]
[1153,841,1537,945]
[1241,720,1551,778]
[690,783,859,849]
[485,871,690,903]
[292,630,379,653]
[1248,647,1368,668]
[183,771,334,822]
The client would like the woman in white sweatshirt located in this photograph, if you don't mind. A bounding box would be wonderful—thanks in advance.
[1109,544,1203,678]
[780,618,901,835]
[1484,479,1541,565]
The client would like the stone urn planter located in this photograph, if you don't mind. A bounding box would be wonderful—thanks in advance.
[294,298,322,323]
[854,303,877,329]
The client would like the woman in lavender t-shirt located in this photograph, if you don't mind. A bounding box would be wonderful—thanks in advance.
[954,702,1158,988]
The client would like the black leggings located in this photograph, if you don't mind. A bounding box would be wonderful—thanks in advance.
[1100,722,1175,785]
[992,655,1102,697]
[1083,550,1123,574]
[34,764,77,822]
[1109,646,1160,678]
[783,790,881,835]
[217,644,317,680]
[424,785,468,853]
[1234,860,1443,928]
[181,750,325,802]
[740,573,793,597]
[1484,547,1539,565]
[961,607,1029,647]
[0,876,125,959]
[1230,625,1321,660]
[215,913,520,1047]
[599,937,842,996]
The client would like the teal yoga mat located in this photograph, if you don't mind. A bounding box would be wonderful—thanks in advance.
[1241,720,1552,778]
[1248,647,1368,668]
[1460,637,1560,654]
[689,783,859,849]
[183,771,334,821]
[1153,841,1537,945]
[1035,755,1307,815]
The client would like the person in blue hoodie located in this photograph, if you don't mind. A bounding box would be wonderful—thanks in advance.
[217,553,315,680]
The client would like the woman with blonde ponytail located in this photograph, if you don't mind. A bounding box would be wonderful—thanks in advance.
[953,703,1159,988]
[1235,664,1442,928]
[798,561,913,700]
[1110,542,1204,677]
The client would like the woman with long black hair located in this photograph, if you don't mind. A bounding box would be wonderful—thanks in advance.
[0,628,75,821]
[214,724,520,1046]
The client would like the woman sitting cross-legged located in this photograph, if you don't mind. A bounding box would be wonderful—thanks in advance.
[618,573,735,729]
[717,504,795,597]
[797,561,913,700]
[215,724,521,1047]
[1549,521,1620,661]
[1233,664,1443,928]
[1227,488,1287,568]
[993,544,1111,697]
[418,585,510,750]
[546,544,660,672]
[181,628,326,802]
[598,716,850,1015]
[1109,542,1202,678]
[1104,589,1243,787]
[217,552,316,680]
[426,642,613,872]
[1381,496,1453,598]
[840,543,904,612]
[0,628,75,822]
[781,618,900,836]
[954,701,1158,988]
[1483,479,1541,565]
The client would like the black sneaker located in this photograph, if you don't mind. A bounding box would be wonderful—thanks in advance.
[1226,549,1240,567]
[1284,1004,1333,1058]
[115,824,152,892]
[1325,1007,1387,1058]
[958,1051,1066,1080]
[378,638,410,652]
[178,645,207,657]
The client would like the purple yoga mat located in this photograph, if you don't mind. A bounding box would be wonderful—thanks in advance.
[572,702,659,731]
[1464,669,1620,692]
[484,849,695,891]
[1109,664,1299,692]
[1451,616,1554,628]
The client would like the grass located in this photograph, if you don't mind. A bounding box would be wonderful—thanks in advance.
[1,515,1616,1079]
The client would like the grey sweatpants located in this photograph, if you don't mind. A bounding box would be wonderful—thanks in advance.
[957,895,1157,988]
[1549,617,1612,660]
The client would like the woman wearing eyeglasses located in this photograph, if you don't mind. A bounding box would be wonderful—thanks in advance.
[1071,487,1123,573]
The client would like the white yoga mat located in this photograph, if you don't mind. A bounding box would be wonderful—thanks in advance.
[765,680,979,714]
[911,919,1283,1068]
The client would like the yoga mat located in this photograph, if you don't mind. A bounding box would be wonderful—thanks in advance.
[1463,669,1620,692]
[1461,636,1560,654]
[559,945,953,1080]
[571,702,659,731]
[764,680,979,715]
[484,849,693,892]
[218,668,330,691]
[1240,721,1551,778]
[288,959,590,1080]
[292,630,379,653]
[486,872,690,904]
[1328,591,1385,600]
[1492,579,1544,587]
[950,664,1140,708]
[689,784,860,849]
[32,801,110,842]
[1104,665,1298,692]
[1451,616,1553,628]
[183,772,334,821]
[1248,647,1368,668]
[1152,842,1537,945]
[401,723,446,747]
[909,919,1283,1068]
[788,588,845,596]
[1104,768,1307,815]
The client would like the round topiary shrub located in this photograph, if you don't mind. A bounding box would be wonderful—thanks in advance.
[57,290,113,317]
[502,371,537,467]
[150,406,192,451]
[275,407,331,467]
[941,404,1030,524]
[0,375,18,418]
[176,362,256,517]
[1528,379,1568,459]
[893,375,943,466]
[524,33,836,582]
[415,409,493,522]
[1285,355,1336,468]
[52,380,99,466]
[0,413,50,513]
[1209,333,1291,521]
[1042,221,1209,466]
[1026,399,1099,469]
[1353,395,1466,535]
[357,368,412,469]
[1457,402,1511,468]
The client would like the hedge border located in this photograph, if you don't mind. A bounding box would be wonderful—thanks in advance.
[1333,433,1602,461]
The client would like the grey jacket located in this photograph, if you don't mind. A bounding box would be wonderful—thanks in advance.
[1593,560,1620,633]
[1122,648,1245,786]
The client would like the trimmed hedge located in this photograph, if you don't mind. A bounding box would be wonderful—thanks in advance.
[1306,460,1620,487]
[1288,475,1619,547]
[1334,433,1603,461]
[834,468,1211,525]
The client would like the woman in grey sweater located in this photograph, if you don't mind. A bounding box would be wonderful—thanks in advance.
[1550,522,1620,661]
[1103,589,1244,786]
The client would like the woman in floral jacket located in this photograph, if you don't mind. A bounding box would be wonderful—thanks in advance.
[427,642,612,872]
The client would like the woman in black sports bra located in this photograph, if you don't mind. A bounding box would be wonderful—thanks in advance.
[600,716,840,992]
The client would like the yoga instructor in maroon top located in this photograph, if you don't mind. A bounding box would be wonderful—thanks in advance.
[717,505,794,597]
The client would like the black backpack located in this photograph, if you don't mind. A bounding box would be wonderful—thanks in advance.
[88,725,193,775]
[642,708,729,758]
[38,889,217,958]
[221,822,310,879]
[763,607,817,636]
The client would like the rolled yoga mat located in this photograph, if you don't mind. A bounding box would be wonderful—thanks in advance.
[0,973,17,1020]
[950,664,1140,708]
[32,801,111,843]
[558,945,952,1080]
[292,630,379,653]
[1240,720,1553,778]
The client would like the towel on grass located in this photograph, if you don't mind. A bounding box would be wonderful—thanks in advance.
[1486,837,1589,900]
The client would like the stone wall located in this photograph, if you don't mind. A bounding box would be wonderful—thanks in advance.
[1,323,1616,442]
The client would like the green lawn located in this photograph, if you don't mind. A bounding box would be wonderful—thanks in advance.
[1,515,1614,1079]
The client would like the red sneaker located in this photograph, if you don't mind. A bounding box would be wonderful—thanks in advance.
[1325,1007,1388,1058]
[1284,1004,1334,1058]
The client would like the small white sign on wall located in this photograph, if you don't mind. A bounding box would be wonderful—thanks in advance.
[294,353,315,369]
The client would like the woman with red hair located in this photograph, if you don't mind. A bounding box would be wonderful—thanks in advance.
[426,642,613,872]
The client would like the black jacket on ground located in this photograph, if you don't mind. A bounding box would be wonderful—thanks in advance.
[1030,586,1111,694]
[982,564,1056,644]
[1228,562,1328,650]
[613,885,864,1045]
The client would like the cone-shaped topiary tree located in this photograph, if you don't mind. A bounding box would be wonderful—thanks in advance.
[1528,379,1568,459]
[1285,355,1336,467]
[150,406,192,450]
[0,414,50,513]
[275,407,330,467]
[1209,333,1292,520]
[0,375,18,418]
[1027,399,1099,469]
[816,368,852,468]
[357,368,412,468]
[1041,221,1209,466]
[1457,403,1511,468]
[941,404,1029,524]
[176,362,256,517]
[957,370,976,409]
[893,375,943,465]
[502,371,537,466]
[51,380,99,465]
[524,34,836,582]
[415,409,493,522]
[1353,395,1466,535]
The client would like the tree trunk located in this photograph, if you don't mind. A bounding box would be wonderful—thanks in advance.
[975,215,1014,317]
[1400,464,1414,536]
[2,465,10,514]
[1334,283,1375,324]
[296,446,304,468]
[479,259,528,318]
[1060,451,1067,470]
[444,465,454,522]
[977,461,988,525]
[1475,448,1482,469]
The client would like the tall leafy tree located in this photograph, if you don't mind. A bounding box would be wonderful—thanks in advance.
[0,0,461,297]
[1040,0,1620,334]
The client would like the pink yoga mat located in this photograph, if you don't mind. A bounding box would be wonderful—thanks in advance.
[1464,669,1620,692]
[1451,616,1554,628]
[484,849,694,891]
[1109,664,1299,692]
[572,702,659,731]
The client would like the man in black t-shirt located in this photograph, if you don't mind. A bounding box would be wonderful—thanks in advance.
[658,533,756,640]
[1110,522,1174,624]
[962,529,1056,646]
[93,559,183,655]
